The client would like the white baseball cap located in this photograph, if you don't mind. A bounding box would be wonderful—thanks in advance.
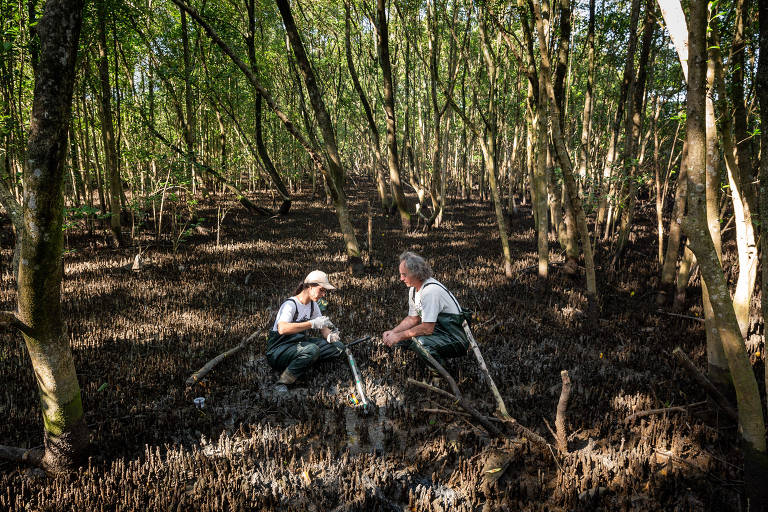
[304,270,336,290]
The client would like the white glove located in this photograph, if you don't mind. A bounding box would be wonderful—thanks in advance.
[327,331,340,343]
[310,316,331,329]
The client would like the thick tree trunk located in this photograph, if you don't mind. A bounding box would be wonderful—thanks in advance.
[759,0,768,408]
[683,0,766,463]
[376,0,410,230]
[19,0,88,472]
[96,0,121,247]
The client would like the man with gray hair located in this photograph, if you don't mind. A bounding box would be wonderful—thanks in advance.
[382,251,471,371]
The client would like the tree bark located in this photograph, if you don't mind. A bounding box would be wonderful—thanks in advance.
[375,0,410,230]
[682,0,766,458]
[595,0,641,237]
[612,0,655,264]
[532,0,598,303]
[275,0,363,271]
[344,1,388,209]
[96,0,121,246]
[759,0,768,415]
[19,0,89,472]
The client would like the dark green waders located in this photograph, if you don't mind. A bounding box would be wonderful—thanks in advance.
[266,331,344,383]
[398,310,472,369]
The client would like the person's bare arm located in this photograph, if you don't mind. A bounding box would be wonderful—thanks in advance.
[383,316,432,347]
[277,320,312,335]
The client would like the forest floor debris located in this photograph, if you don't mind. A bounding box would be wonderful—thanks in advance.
[0,188,751,510]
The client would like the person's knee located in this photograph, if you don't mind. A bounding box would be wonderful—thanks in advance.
[297,343,320,362]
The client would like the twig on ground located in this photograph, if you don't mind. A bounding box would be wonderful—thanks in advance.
[186,329,263,387]
[672,347,738,422]
[623,400,707,423]
[657,309,705,323]
[421,407,504,423]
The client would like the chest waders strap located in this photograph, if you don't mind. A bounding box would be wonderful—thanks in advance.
[288,298,316,322]
[412,282,464,314]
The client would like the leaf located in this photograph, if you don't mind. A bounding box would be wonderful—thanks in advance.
[97,383,108,392]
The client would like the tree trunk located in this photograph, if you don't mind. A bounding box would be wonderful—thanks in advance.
[612,0,655,264]
[376,0,410,230]
[275,0,363,271]
[657,142,688,304]
[96,0,121,246]
[683,0,766,462]
[711,24,758,339]
[758,0,768,412]
[344,1,388,209]
[18,0,89,472]
[532,0,597,303]
[595,0,641,237]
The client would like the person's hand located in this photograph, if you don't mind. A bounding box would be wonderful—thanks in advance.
[327,331,340,343]
[310,316,331,329]
[382,331,399,347]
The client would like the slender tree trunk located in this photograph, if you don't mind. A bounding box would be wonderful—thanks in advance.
[532,0,597,303]
[577,0,595,190]
[18,0,88,472]
[344,1,388,209]
[595,0,641,237]
[657,142,688,304]
[275,0,363,271]
[711,24,758,339]
[477,15,513,277]
[683,0,766,469]
[96,0,121,246]
[613,0,655,264]
[376,0,410,230]
[180,8,197,195]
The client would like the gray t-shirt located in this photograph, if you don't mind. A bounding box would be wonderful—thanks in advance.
[408,278,461,323]
[272,298,321,331]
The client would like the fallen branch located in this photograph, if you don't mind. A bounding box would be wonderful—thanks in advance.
[0,311,19,328]
[421,407,504,423]
[554,370,572,453]
[657,310,705,323]
[404,348,502,437]
[186,329,263,387]
[462,320,511,419]
[0,445,43,465]
[672,347,738,422]
[623,400,707,423]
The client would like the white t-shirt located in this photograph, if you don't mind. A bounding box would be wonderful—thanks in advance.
[408,278,461,323]
[272,298,322,331]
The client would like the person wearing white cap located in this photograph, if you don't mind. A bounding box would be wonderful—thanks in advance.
[266,270,344,392]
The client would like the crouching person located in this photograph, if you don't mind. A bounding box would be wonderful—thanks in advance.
[267,270,344,392]
[382,252,471,372]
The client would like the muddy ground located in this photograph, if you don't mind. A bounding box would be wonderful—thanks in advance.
[0,182,759,510]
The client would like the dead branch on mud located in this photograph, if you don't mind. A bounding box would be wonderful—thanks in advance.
[623,400,707,423]
[0,445,42,465]
[405,346,549,449]
[672,347,738,422]
[657,310,705,323]
[462,320,512,420]
[186,329,263,387]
